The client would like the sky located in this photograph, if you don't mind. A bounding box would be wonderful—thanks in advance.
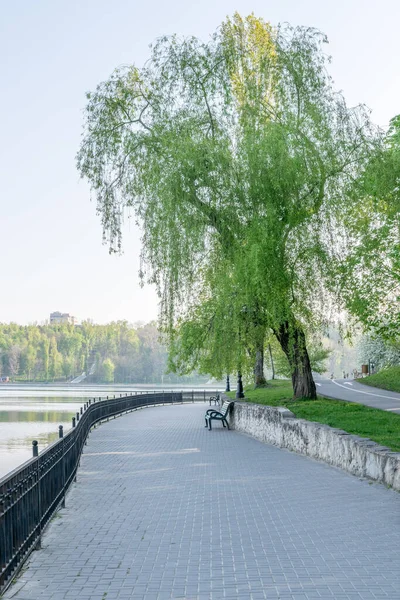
[1,0,399,325]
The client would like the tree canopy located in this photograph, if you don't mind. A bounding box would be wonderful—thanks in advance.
[77,14,380,397]
[336,114,400,342]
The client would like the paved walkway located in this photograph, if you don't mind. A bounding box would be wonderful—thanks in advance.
[5,403,400,600]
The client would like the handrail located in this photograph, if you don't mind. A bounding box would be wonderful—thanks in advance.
[0,390,215,593]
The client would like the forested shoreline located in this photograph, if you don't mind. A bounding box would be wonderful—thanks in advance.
[0,321,207,384]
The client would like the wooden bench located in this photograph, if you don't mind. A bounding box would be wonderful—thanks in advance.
[204,400,234,430]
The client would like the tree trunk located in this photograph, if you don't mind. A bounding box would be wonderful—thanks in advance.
[253,331,267,388]
[274,321,316,399]
[254,348,267,387]
[267,343,275,380]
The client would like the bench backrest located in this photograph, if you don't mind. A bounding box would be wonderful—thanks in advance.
[220,400,234,416]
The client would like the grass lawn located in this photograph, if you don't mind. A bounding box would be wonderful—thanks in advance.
[227,380,400,452]
[356,366,400,393]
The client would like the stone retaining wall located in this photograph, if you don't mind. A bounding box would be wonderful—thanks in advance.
[226,400,400,491]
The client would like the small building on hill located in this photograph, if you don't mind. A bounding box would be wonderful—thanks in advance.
[50,312,76,325]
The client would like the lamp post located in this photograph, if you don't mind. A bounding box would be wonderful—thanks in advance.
[236,372,244,399]
[225,375,230,392]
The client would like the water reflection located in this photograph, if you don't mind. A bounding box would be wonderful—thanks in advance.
[0,393,90,478]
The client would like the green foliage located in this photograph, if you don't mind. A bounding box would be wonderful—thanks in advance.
[265,336,331,378]
[100,358,115,383]
[229,384,400,451]
[308,344,332,374]
[167,256,255,378]
[336,114,400,341]
[167,297,239,379]
[357,366,400,393]
[62,355,74,380]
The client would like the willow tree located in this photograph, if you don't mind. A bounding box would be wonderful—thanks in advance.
[77,13,377,398]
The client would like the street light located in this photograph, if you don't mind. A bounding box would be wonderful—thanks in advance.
[236,372,244,399]
[225,375,230,392]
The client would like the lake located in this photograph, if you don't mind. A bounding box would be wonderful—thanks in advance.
[0,384,220,479]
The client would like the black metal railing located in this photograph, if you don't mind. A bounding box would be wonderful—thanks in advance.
[0,390,218,593]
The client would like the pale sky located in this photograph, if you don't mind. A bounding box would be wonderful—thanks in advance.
[1,0,399,325]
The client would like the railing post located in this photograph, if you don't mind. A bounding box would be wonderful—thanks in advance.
[59,426,66,508]
[80,407,83,415]
[76,412,80,422]
[33,444,42,549]
[72,417,76,427]
[32,440,38,457]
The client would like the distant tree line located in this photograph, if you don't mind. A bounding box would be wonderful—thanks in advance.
[0,321,207,384]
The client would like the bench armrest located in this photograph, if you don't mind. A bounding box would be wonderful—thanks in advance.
[206,410,223,418]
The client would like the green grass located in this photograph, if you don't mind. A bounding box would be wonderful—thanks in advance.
[356,366,400,393]
[228,379,294,406]
[227,380,400,452]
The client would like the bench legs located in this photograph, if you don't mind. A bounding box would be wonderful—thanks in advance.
[205,417,213,429]
[204,417,229,430]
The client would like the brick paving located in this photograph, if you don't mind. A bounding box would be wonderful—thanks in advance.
[4,403,400,600]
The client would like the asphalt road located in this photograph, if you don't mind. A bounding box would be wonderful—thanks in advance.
[315,376,400,412]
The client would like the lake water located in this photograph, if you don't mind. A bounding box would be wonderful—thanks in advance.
[0,384,220,479]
